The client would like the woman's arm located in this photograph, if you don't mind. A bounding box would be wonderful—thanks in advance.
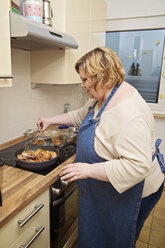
[37,113,73,131]
[60,162,109,182]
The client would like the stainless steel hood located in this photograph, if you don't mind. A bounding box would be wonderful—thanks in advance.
[10,12,78,51]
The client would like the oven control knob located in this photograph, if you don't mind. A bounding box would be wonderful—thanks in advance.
[60,179,69,186]
[51,187,62,196]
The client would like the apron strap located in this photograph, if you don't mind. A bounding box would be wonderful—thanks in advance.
[152,139,165,174]
[96,83,121,119]
[88,83,121,121]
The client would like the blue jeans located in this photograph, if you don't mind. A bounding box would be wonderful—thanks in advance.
[135,182,164,241]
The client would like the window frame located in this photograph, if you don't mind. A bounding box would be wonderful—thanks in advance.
[106,16,165,113]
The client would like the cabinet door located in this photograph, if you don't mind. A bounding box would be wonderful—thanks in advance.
[0,189,50,248]
[0,0,12,87]
[9,209,50,248]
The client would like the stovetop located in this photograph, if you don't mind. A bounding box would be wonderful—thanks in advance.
[0,139,76,176]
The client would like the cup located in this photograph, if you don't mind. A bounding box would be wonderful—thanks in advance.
[24,0,43,23]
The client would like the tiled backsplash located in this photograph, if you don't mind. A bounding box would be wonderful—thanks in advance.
[0,49,87,144]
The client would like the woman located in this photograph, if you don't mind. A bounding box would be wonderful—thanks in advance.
[37,47,165,248]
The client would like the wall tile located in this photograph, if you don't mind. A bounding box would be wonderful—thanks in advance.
[152,207,165,232]
[138,226,150,243]
[144,215,153,229]
[149,245,158,248]
[136,240,148,248]
[156,190,165,209]
[150,230,165,247]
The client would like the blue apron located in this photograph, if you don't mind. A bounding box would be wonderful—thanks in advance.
[75,84,165,248]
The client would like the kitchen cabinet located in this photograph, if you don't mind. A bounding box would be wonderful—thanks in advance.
[0,0,78,88]
[0,0,12,87]
[0,0,106,87]
[0,189,50,248]
[31,0,107,86]
[106,0,165,21]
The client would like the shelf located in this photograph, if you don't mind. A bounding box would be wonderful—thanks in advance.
[31,82,81,88]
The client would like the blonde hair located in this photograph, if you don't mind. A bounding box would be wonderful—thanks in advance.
[75,47,125,89]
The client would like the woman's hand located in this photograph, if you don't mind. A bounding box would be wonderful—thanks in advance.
[60,162,110,183]
[37,117,51,132]
[60,163,91,182]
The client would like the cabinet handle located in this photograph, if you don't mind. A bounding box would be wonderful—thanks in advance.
[18,203,44,228]
[0,75,13,79]
[19,226,45,248]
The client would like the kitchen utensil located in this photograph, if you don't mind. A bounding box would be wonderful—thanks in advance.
[0,145,59,172]
[24,125,42,151]
[24,0,43,23]
[43,0,53,26]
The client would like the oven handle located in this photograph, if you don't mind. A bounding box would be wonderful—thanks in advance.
[52,184,77,206]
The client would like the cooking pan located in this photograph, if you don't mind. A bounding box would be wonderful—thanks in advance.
[0,145,59,172]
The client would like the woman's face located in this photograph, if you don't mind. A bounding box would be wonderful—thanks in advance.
[79,66,104,100]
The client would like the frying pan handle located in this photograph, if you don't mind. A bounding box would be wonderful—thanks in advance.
[57,141,76,151]
[0,157,17,163]
[0,150,17,154]
[0,151,19,163]
[0,159,4,166]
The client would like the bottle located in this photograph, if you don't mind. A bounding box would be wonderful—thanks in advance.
[24,0,43,24]
[64,103,71,113]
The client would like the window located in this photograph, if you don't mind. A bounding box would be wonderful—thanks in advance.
[106,29,165,104]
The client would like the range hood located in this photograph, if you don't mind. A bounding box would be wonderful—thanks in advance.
[10,12,78,51]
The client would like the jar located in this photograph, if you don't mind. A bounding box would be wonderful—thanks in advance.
[24,0,43,24]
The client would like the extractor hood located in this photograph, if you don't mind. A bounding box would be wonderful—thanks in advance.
[10,12,78,51]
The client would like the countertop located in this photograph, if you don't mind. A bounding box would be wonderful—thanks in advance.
[0,135,75,228]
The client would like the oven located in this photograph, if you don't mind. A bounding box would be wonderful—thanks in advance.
[50,179,78,248]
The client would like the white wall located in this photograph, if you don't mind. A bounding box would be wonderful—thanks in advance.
[0,49,86,144]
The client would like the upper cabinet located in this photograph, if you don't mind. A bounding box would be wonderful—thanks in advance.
[0,0,12,87]
[0,0,78,87]
[31,0,107,86]
[0,0,106,87]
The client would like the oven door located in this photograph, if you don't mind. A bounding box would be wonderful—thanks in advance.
[50,180,78,248]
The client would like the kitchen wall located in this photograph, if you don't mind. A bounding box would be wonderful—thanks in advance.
[0,48,86,144]
[0,0,106,144]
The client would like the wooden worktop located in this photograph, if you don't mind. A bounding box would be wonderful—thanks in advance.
[0,136,75,228]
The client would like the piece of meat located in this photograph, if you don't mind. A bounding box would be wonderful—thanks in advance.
[17,149,57,162]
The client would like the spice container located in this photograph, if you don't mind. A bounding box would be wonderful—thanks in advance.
[24,0,43,23]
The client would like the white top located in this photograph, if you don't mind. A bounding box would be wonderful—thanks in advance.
[68,90,164,197]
